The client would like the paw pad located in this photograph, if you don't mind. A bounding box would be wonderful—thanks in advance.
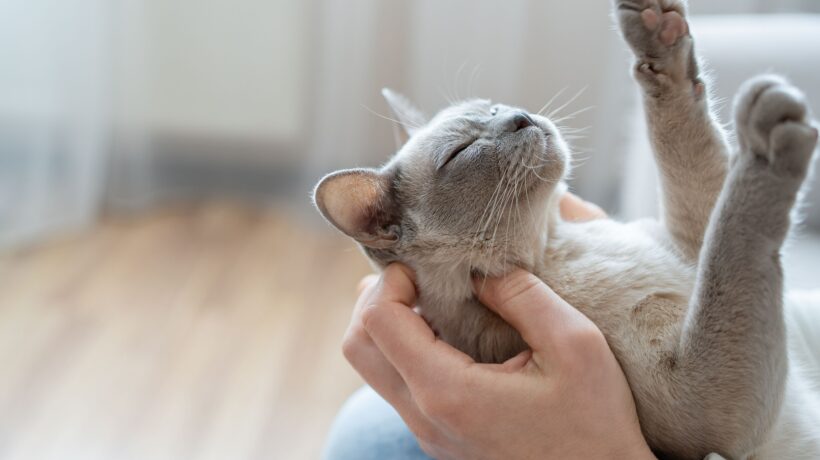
[616,0,696,87]
[641,9,688,46]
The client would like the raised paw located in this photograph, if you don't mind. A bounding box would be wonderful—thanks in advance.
[734,75,818,178]
[614,0,701,93]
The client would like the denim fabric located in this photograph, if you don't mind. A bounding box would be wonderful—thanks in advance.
[323,386,433,460]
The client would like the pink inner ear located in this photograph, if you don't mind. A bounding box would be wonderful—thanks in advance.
[318,171,383,237]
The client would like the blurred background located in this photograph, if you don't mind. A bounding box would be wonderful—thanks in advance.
[1,0,819,459]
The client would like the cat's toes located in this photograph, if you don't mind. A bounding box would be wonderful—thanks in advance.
[641,8,688,46]
[616,0,687,54]
[615,0,697,91]
[734,75,818,178]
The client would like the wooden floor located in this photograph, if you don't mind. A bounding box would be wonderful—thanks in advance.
[0,204,371,460]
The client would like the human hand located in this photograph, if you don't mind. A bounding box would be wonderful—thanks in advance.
[341,194,653,459]
[344,265,655,460]
[559,191,607,222]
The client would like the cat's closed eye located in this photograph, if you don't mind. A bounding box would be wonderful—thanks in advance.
[441,141,475,168]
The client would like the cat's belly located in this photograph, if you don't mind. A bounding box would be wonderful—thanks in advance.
[538,218,695,352]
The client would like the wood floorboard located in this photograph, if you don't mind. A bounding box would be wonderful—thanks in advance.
[0,203,370,460]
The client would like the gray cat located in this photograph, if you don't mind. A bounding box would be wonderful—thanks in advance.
[313,0,820,458]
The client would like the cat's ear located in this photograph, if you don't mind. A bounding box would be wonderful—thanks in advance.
[382,88,427,146]
[313,168,401,249]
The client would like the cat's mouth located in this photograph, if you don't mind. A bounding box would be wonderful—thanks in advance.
[516,130,566,194]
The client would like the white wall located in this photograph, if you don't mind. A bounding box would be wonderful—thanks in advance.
[102,0,820,211]
[4,0,819,248]
[306,0,617,205]
[138,0,311,140]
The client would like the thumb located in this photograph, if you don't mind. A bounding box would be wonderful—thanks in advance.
[474,269,594,357]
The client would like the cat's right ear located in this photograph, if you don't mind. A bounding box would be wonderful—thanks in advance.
[313,169,401,249]
[382,88,427,147]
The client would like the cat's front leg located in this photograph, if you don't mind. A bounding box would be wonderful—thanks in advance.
[614,0,730,261]
[653,76,817,458]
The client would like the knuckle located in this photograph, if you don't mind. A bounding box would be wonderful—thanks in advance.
[340,329,366,364]
[563,325,609,362]
[359,303,382,332]
[493,271,542,306]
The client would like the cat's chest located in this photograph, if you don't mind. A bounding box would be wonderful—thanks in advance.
[537,219,695,342]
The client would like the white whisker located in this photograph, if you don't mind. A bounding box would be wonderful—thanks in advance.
[537,87,568,116]
[552,106,595,124]
[547,86,588,119]
[360,104,422,130]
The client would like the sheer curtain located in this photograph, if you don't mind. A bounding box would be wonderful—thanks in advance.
[0,0,111,248]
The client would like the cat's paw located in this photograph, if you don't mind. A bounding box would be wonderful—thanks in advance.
[614,0,701,95]
[734,75,818,178]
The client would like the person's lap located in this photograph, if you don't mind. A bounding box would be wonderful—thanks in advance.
[323,386,433,460]
[324,291,820,460]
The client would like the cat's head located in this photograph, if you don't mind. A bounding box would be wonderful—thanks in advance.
[313,89,570,276]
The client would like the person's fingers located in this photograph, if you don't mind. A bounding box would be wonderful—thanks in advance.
[368,263,418,308]
[560,192,607,222]
[357,274,379,296]
[343,324,434,435]
[347,269,413,393]
[361,265,473,391]
[473,269,594,364]
[344,290,408,404]
[343,273,434,436]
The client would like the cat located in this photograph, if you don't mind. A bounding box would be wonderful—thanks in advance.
[312,0,820,458]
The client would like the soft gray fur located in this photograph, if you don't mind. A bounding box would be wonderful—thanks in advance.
[313,1,820,458]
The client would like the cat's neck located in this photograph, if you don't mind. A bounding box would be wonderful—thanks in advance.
[414,208,560,313]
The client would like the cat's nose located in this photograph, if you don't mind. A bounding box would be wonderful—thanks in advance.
[507,112,535,132]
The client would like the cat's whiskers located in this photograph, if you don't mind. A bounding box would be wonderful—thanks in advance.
[475,170,514,291]
[438,86,457,106]
[547,86,587,120]
[469,161,516,273]
[466,64,482,100]
[452,60,469,102]
[555,125,590,135]
[488,169,518,271]
[537,87,568,116]
[360,104,422,132]
[506,170,525,273]
[551,106,594,125]
[467,172,508,270]
[480,171,509,241]
[488,168,510,270]
[521,156,558,184]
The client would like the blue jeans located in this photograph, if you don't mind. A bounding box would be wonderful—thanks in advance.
[323,386,434,460]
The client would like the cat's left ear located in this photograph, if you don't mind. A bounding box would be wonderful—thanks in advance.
[382,88,427,147]
[313,168,401,249]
